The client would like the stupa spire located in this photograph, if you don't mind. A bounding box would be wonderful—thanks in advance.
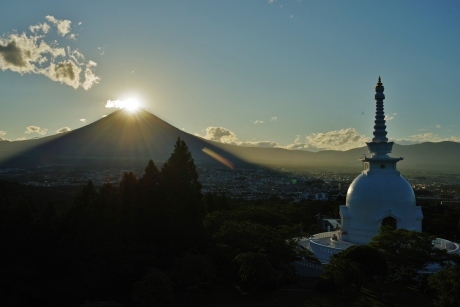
[364,77,397,157]
[372,76,388,142]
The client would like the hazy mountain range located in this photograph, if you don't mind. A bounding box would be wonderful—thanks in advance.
[1,109,459,172]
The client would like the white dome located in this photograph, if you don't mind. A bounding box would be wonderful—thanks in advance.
[340,169,422,244]
[347,172,415,211]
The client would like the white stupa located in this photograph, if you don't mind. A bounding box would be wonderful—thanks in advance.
[299,78,459,268]
[305,78,427,263]
[339,77,423,245]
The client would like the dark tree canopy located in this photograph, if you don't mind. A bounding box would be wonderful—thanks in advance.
[369,226,446,281]
[429,264,460,307]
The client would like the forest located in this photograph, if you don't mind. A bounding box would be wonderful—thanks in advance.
[1,138,460,307]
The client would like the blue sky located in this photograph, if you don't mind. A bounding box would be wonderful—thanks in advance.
[1,0,459,151]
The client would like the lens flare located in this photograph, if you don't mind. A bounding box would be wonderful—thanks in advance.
[202,147,234,169]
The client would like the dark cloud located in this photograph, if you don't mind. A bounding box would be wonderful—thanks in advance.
[0,40,29,67]
[54,62,75,80]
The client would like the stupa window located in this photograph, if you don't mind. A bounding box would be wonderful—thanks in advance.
[382,216,397,230]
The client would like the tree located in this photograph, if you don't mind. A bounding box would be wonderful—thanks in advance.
[139,159,161,201]
[369,227,443,281]
[159,137,205,255]
[322,255,366,292]
[340,245,388,280]
[133,268,176,307]
[73,180,97,208]
[429,264,460,307]
[161,137,202,199]
[119,172,138,206]
[232,252,279,291]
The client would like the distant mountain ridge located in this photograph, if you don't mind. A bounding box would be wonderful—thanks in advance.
[1,109,459,172]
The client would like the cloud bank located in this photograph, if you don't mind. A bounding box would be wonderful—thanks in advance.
[0,16,99,90]
[200,126,370,151]
[200,126,460,152]
[285,128,369,151]
[393,133,460,145]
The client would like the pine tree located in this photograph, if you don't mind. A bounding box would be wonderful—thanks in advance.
[139,159,161,201]
[161,137,202,199]
[160,137,205,255]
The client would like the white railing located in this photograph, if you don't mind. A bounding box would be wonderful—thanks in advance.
[309,239,344,254]
[310,230,340,240]
[433,238,460,254]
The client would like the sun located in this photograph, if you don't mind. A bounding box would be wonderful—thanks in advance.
[122,98,140,112]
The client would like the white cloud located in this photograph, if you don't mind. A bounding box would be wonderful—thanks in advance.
[435,124,441,129]
[271,116,278,122]
[45,15,72,37]
[24,125,48,135]
[98,45,108,56]
[385,113,397,121]
[268,0,277,3]
[16,137,27,141]
[285,128,369,151]
[105,98,140,110]
[79,118,86,123]
[252,120,264,124]
[199,126,280,149]
[29,22,50,34]
[0,130,9,141]
[0,16,100,90]
[56,127,71,133]
[201,127,239,143]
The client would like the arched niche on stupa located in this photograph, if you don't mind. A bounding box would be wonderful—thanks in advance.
[381,216,397,230]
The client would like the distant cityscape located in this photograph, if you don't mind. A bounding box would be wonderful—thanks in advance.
[1,164,459,204]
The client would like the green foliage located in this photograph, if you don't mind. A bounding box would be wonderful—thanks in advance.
[232,252,280,291]
[340,245,388,280]
[429,264,460,307]
[422,203,460,241]
[204,203,317,291]
[133,268,176,307]
[323,256,366,291]
[369,226,445,281]
[171,253,215,289]
[321,245,387,292]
